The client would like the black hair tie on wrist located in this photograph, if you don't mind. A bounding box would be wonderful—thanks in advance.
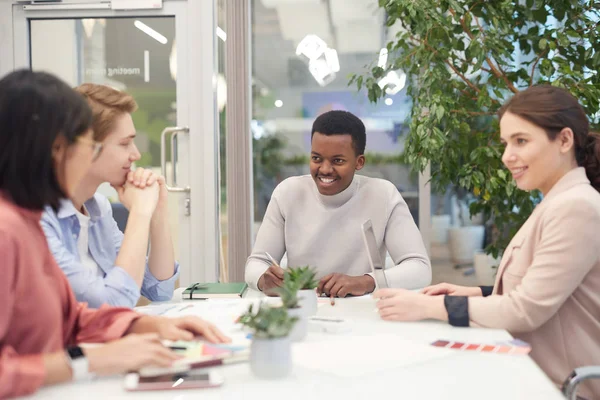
[444,295,470,327]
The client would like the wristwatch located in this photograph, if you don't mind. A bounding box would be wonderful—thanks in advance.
[65,346,94,381]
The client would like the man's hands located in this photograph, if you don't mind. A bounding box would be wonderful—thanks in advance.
[317,274,375,298]
[114,168,160,216]
[257,264,285,296]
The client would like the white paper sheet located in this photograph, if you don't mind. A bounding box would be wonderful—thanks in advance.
[292,334,454,378]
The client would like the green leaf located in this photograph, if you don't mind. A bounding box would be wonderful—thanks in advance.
[436,105,445,121]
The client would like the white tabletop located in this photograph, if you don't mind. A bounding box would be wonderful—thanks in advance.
[27,290,565,400]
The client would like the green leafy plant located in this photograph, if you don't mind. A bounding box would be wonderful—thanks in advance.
[285,266,318,290]
[275,278,302,309]
[253,133,287,220]
[238,303,298,339]
[351,0,600,256]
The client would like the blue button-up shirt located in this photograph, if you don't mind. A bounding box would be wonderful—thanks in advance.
[41,193,180,308]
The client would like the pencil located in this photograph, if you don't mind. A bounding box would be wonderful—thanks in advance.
[330,295,335,306]
[264,252,280,267]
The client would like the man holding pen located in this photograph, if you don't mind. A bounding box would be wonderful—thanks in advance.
[244,110,431,298]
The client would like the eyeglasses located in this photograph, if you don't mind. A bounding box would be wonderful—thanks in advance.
[76,137,103,161]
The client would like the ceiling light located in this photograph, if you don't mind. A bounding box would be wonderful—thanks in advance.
[216,26,227,42]
[274,100,283,108]
[217,74,227,112]
[324,48,340,72]
[296,34,328,60]
[134,20,167,44]
[385,98,393,106]
[82,19,95,39]
[308,58,336,87]
[377,70,407,95]
[169,39,177,81]
[378,48,388,68]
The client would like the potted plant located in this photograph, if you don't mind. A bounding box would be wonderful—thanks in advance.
[473,249,500,286]
[447,187,485,268]
[431,194,452,245]
[238,303,298,379]
[351,0,600,260]
[276,278,308,342]
[285,266,319,316]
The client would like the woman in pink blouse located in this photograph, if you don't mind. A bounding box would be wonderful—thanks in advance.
[0,70,230,398]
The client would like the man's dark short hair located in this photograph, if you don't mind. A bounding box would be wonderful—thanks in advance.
[0,69,92,211]
[311,110,366,155]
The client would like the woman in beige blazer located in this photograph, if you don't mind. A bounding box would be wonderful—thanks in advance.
[374,85,600,400]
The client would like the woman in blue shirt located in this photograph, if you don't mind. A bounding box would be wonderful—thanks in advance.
[42,84,179,308]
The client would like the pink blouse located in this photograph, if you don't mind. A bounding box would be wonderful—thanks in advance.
[0,194,141,398]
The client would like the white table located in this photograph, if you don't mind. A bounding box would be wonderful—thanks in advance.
[28,290,565,399]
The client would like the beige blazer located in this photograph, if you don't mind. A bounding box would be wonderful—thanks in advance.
[469,168,600,399]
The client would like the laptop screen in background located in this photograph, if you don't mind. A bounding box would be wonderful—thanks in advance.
[362,220,384,270]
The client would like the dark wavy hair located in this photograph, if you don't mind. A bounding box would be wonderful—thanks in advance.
[498,85,600,192]
[0,69,92,210]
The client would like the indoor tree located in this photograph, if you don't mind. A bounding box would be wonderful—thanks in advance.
[351,0,600,256]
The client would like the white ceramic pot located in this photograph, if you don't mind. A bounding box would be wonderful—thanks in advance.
[287,306,308,342]
[250,336,292,379]
[431,214,451,244]
[474,251,500,286]
[297,289,317,316]
[448,225,485,265]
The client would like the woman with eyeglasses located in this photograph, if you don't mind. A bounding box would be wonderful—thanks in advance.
[41,83,179,308]
[0,70,229,398]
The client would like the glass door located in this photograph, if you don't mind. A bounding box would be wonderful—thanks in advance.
[3,0,220,286]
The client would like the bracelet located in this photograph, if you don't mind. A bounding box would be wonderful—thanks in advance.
[444,296,470,327]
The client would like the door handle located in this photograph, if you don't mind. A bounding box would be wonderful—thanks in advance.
[160,126,190,193]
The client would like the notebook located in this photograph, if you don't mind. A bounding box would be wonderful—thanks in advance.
[181,282,248,300]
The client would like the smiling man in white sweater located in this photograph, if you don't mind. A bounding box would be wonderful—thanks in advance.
[245,110,431,297]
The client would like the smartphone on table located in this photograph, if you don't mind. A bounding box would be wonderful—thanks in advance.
[124,370,224,391]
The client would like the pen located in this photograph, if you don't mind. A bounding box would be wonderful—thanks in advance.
[161,340,189,350]
[158,305,178,315]
[264,252,280,267]
[178,304,194,312]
